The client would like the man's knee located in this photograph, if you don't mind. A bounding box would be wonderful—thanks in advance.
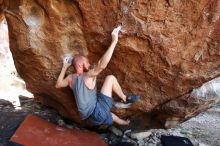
[106,75,116,82]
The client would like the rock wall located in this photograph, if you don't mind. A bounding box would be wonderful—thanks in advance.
[0,0,219,126]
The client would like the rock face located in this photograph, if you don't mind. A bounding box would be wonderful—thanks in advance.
[0,0,220,126]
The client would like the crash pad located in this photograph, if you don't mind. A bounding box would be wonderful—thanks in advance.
[10,114,107,146]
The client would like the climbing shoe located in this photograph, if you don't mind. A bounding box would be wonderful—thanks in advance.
[125,95,140,104]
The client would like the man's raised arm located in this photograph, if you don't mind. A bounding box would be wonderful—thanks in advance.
[56,57,72,88]
[87,26,121,77]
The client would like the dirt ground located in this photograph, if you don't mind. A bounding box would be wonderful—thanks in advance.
[151,104,220,146]
[174,105,220,146]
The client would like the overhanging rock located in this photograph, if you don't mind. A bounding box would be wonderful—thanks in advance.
[0,0,219,126]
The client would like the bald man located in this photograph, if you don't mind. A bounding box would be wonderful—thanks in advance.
[56,26,139,126]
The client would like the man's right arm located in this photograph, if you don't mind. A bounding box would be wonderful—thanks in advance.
[55,67,71,88]
[56,57,72,88]
[87,26,121,77]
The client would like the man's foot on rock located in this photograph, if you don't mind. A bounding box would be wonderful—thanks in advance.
[113,101,131,109]
[119,119,130,126]
[124,95,140,104]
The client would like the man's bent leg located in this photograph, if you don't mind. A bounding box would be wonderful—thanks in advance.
[101,75,126,101]
[112,112,130,125]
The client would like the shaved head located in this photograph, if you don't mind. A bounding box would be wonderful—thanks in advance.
[73,55,90,73]
[73,55,84,66]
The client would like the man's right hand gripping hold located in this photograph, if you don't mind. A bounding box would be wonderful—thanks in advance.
[56,26,140,126]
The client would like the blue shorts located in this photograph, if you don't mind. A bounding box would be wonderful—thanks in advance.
[88,93,113,125]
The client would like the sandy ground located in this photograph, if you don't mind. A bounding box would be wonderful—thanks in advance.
[151,104,220,146]
[175,105,220,146]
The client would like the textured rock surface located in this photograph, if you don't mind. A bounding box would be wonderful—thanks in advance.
[0,0,220,125]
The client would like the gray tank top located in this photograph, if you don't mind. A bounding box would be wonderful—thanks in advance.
[72,74,97,120]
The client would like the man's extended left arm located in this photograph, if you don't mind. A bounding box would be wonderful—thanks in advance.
[87,26,121,77]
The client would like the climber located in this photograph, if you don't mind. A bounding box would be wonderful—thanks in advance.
[56,26,140,126]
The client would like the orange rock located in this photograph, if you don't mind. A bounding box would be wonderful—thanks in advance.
[0,0,219,126]
[11,114,107,146]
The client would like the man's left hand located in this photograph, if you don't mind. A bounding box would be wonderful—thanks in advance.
[111,25,122,42]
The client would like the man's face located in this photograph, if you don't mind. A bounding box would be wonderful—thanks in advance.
[83,57,91,72]
[73,55,91,72]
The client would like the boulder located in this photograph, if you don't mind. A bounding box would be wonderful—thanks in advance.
[0,0,219,126]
